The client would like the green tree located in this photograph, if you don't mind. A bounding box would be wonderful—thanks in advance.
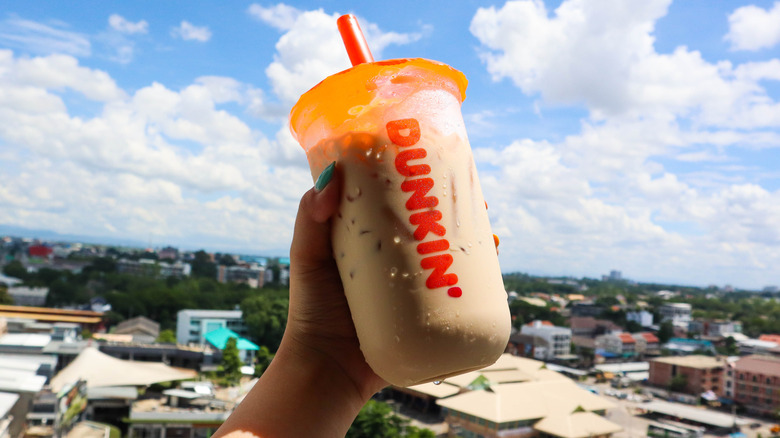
[0,286,12,305]
[241,295,289,351]
[222,337,243,384]
[657,321,674,344]
[2,260,27,280]
[669,374,688,393]
[156,329,177,344]
[404,426,436,438]
[346,400,406,438]
[191,250,217,278]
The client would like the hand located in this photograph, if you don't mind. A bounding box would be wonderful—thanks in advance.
[286,162,387,400]
[214,163,386,438]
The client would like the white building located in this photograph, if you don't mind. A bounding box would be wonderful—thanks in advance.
[176,310,248,346]
[626,310,653,327]
[520,321,572,361]
[659,303,692,328]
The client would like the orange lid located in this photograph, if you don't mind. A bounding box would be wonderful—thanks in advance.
[289,58,468,147]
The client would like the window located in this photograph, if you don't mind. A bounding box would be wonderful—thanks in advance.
[767,388,773,395]
[754,386,759,392]
[752,375,757,382]
[739,373,745,380]
[727,370,732,376]
[727,381,731,387]
[767,377,772,384]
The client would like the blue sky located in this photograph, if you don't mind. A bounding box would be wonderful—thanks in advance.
[0,0,779,289]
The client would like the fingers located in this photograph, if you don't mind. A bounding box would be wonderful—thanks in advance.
[290,163,341,271]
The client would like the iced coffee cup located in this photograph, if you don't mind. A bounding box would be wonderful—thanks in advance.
[289,16,511,387]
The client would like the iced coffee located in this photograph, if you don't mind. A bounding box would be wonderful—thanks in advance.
[290,33,510,387]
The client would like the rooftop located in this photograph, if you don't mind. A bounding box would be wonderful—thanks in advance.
[0,391,20,418]
[437,380,615,423]
[650,355,725,370]
[178,309,242,318]
[734,355,780,375]
[534,412,623,438]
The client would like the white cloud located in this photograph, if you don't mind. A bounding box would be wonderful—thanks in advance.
[247,3,302,31]
[725,1,780,51]
[171,21,212,42]
[0,16,90,57]
[0,50,311,252]
[260,5,425,104]
[108,14,148,35]
[467,0,780,287]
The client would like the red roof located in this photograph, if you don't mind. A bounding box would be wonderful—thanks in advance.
[734,355,780,376]
[619,333,636,344]
[526,320,554,327]
[640,332,660,343]
[758,334,780,344]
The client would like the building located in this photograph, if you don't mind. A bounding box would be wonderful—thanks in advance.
[98,343,221,371]
[126,390,231,438]
[433,355,621,438]
[6,287,49,307]
[157,246,179,261]
[0,305,104,333]
[217,265,265,288]
[569,303,605,318]
[648,355,726,396]
[176,309,248,346]
[520,321,572,361]
[569,317,622,338]
[506,333,549,359]
[663,337,716,355]
[659,303,692,328]
[632,332,660,354]
[203,327,258,364]
[117,259,192,279]
[626,310,653,328]
[595,333,637,357]
[688,319,742,337]
[728,355,780,416]
[737,338,778,356]
[114,316,160,343]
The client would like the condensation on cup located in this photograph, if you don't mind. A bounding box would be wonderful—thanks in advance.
[290,38,511,387]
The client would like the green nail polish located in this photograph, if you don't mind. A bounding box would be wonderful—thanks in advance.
[315,162,335,191]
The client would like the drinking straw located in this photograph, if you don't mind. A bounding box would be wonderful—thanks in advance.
[337,14,374,66]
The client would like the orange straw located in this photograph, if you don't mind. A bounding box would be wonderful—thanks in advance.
[337,14,374,66]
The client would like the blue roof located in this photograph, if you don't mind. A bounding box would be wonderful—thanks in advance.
[668,338,713,346]
[204,327,259,351]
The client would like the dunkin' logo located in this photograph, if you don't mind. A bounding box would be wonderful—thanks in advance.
[387,118,462,298]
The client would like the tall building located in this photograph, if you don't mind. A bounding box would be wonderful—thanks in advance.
[659,303,692,328]
[175,310,247,346]
[520,321,572,361]
[217,265,265,288]
[648,355,726,396]
[728,355,780,416]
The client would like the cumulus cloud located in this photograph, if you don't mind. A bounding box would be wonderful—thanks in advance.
[725,1,780,51]
[0,50,310,252]
[256,4,425,104]
[171,20,212,42]
[108,14,148,34]
[0,16,91,57]
[247,3,302,31]
[467,0,780,286]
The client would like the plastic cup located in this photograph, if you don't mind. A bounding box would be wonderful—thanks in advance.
[290,58,511,387]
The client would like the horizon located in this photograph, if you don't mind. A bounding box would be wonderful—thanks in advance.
[1,1,779,290]
[2,225,772,293]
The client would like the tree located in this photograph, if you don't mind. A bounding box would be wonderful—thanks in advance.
[191,250,217,278]
[657,321,674,344]
[669,374,688,393]
[222,337,243,384]
[0,287,12,305]
[156,329,177,344]
[241,295,289,351]
[346,400,406,438]
[253,346,274,377]
[2,260,27,280]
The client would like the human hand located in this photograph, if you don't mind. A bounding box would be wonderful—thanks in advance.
[285,161,388,400]
[214,162,386,438]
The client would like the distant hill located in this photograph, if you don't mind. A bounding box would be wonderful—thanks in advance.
[0,224,147,248]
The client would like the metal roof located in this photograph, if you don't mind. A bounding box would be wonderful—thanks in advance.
[0,392,20,417]
[641,400,748,428]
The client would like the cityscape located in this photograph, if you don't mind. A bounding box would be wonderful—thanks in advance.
[1,234,780,438]
[1,0,780,437]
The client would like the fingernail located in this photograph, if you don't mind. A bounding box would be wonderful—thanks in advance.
[315,161,335,191]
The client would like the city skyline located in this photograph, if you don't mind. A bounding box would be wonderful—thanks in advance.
[1,1,779,289]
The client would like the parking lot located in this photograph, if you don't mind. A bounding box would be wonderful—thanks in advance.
[589,381,779,438]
